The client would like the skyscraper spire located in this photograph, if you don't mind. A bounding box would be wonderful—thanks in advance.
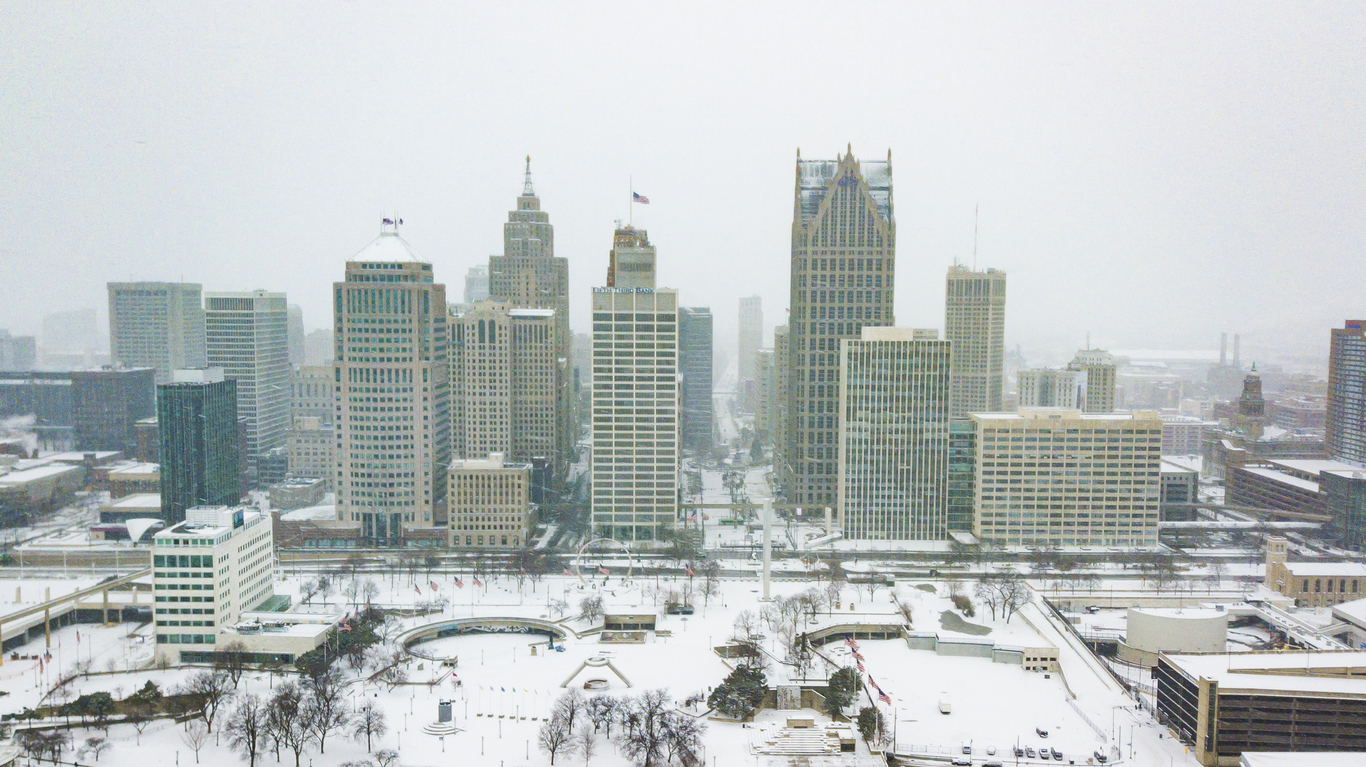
[522,155,535,196]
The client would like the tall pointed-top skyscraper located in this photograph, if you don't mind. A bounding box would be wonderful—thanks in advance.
[945,265,1007,418]
[781,146,895,507]
[488,158,574,484]
[334,224,449,546]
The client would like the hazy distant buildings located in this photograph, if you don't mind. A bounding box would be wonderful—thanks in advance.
[464,265,490,304]
[487,160,574,483]
[945,265,1006,418]
[783,147,895,507]
[738,296,763,412]
[1018,368,1085,409]
[972,408,1162,547]
[108,282,207,384]
[303,328,333,366]
[205,290,290,484]
[41,309,100,362]
[1160,414,1215,455]
[1069,349,1118,413]
[287,304,305,365]
[837,328,950,540]
[591,228,678,542]
[679,307,714,453]
[158,368,240,525]
[1327,320,1366,467]
[290,365,334,424]
[334,228,449,545]
[0,331,37,372]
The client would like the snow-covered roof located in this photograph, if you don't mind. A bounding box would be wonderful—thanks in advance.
[108,493,161,508]
[1330,597,1366,629]
[1163,651,1366,695]
[1241,753,1366,767]
[1242,466,1320,494]
[1280,561,1366,577]
[1269,459,1360,476]
[0,463,82,483]
[350,231,425,263]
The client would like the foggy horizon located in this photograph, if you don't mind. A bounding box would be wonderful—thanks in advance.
[4,2,1363,371]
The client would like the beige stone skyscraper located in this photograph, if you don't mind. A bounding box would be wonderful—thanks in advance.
[448,301,558,489]
[945,265,1007,418]
[333,226,449,545]
[108,282,207,384]
[488,158,574,482]
[782,147,895,507]
[1069,349,1118,413]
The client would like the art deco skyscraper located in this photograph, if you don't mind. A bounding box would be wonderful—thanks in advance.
[590,227,679,542]
[333,226,449,545]
[783,147,895,507]
[1327,320,1366,467]
[108,282,207,384]
[205,290,290,484]
[838,328,950,540]
[679,307,714,452]
[945,265,1007,418]
[488,158,573,482]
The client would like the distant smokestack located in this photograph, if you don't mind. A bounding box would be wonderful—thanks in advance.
[1233,334,1241,370]
[1220,333,1228,366]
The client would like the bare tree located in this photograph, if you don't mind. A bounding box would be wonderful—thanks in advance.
[181,720,211,763]
[374,749,399,767]
[698,560,722,609]
[214,641,249,687]
[318,575,336,606]
[549,598,569,618]
[587,695,619,736]
[615,689,674,767]
[351,700,387,752]
[662,710,706,766]
[555,688,588,733]
[225,694,268,767]
[301,578,322,606]
[539,711,574,765]
[84,737,111,762]
[892,594,914,627]
[975,575,1005,620]
[180,669,235,730]
[580,595,604,623]
[304,667,350,753]
[578,722,597,765]
[266,681,317,767]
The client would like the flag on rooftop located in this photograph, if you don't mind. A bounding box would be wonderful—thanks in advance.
[632,192,650,204]
[383,218,394,225]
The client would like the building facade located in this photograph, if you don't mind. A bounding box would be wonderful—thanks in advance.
[152,506,276,663]
[290,365,335,424]
[157,368,240,525]
[205,290,291,484]
[1017,368,1085,410]
[679,307,714,453]
[590,281,679,542]
[837,328,950,540]
[333,228,450,545]
[945,265,1006,418]
[754,348,775,441]
[487,160,574,484]
[108,282,207,384]
[447,452,532,548]
[464,265,489,304]
[971,408,1162,547]
[947,419,976,533]
[772,325,791,496]
[785,148,895,507]
[1162,415,1215,455]
[1327,320,1366,467]
[1068,349,1118,413]
[286,416,334,487]
[738,295,763,410]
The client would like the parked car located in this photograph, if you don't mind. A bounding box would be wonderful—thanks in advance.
[1026,747,1036,758]
[1051,747,1063,760]
[985,761,1003,767]
[1014,747,1025,758]
[952,758,972,766]
[666,605,695,615]
[986,746,997,756]
[962,745,973,754]
[1036,727,1049,738]
[1094,751,1108,764]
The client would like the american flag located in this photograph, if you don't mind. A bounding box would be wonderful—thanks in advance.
[685,564,695,577]
[879,690,892,705]
[382,218,394,225]
[454,577,464,589]
[852,651,865,662]
[414,585,422,595]
[598,566,610,577]
[473,576,483,587]
[430,581,439,592]
[844,637,860,651]
[856,660,865,673]
[339,621,352,632]
[563,568,574,577]
[632,192,650,204]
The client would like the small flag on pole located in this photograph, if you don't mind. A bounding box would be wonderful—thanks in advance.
[383,218,394,225]
[685,564,695,577]
[473,576,483,587]
[454,577,464,589]
[563,568,574,577]
[852,651,865,662]
[856,660,865,673]
[632,192,650,204]
[415,585,423,595]
[879,690,892,705]
[845,637,860,651]
[598,566,610,577]
[430,581,439,592]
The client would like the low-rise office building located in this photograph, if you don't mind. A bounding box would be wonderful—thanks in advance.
[448,452,532,548]
[1264,535,1366,607]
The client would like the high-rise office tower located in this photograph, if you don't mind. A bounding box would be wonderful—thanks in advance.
[1328,320,1366,467]
[605,226,656,289]
[772,325,792,496]
[108,282,207,384]
[945,265,1007,419]
[158,368,240,525]
[679,307,714,452]
[464,266,490,304]
[755,348,775,441]
[837,328,950,540]
[333,226,449,545]
[448,301,558,473]
[1017,368,1086,409]
[488,159,573,484]
[1069,349,1118,413]
[738,296,763,410]
[972,409,1162,547]
[287,304,306,365]
[205,290,290,484]
[785,147,895,506]
[590,227,678,542]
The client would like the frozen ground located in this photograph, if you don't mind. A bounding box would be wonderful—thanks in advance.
[0,569,1216,767]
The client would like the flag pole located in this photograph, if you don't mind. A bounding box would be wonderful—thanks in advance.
[629,175,633,228]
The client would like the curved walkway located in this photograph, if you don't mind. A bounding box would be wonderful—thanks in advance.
[397,616,578,661]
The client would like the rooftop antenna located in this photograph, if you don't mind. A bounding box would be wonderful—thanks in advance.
[972,203,979,270]
[1086,332,1091,350]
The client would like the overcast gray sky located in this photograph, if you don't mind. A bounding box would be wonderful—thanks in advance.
[2,1,1362,368]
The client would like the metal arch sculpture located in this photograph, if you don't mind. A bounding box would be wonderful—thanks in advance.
[573,537,636,582]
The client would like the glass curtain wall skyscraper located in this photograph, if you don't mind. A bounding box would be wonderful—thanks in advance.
[1328,320,1366,467]
[679,307,714,452]
[782,147,895,507]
